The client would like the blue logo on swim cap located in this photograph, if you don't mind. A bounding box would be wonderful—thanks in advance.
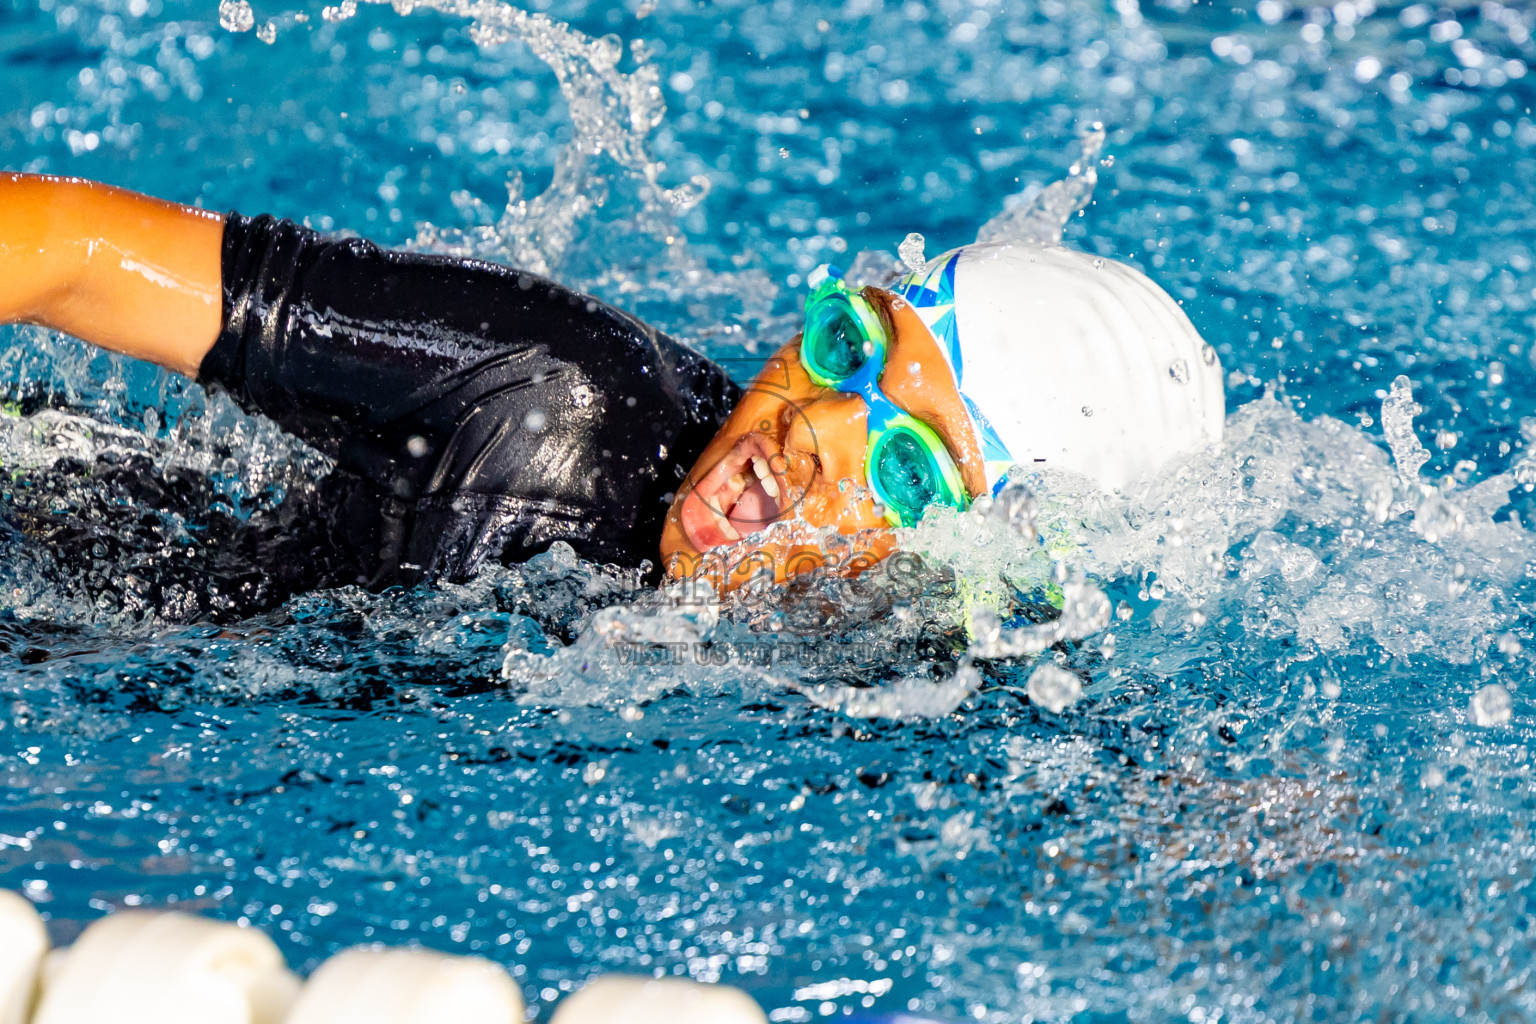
[897,252,963,376]
[897,250,1016,494]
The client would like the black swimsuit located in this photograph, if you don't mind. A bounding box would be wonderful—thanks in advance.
[201,213,740,585]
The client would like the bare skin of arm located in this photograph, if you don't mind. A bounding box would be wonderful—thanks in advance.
[0,173,225,378]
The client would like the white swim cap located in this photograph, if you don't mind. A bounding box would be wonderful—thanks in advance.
[894,242,1225,493]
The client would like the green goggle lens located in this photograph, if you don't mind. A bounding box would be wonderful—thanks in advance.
[803,296,875,382]
[875,429,942,514]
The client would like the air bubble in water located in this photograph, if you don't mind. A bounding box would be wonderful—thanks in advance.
[1471,683,1512,726]
[898,232,927,271]
[219,0,255,31]
[1026,663,1082,714]
[523,409,547,433]
[1168,359,1190,385]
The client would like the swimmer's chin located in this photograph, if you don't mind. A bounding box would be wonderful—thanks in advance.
[662,528,898,590]
[661,494,900,589]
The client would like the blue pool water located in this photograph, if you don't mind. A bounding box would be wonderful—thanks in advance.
[6,0,1536,1018]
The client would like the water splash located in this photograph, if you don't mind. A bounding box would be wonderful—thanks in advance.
[1382,373,1430,499]
[973,122,1106,248]
[1028,391,1532,666]
[403,0,708,277]
[218,0,773,331]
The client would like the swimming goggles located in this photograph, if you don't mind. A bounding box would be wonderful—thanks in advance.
[799,266,969,528]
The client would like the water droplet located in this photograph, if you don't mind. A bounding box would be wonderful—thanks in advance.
[523,409,548,433]
[1148,579,1166,600]
[1026,663,1082,714]
[1092,257,1105,269]
[1471,683,1512,726]
[1201,343,1218,366]
[255,19,277,42]
[1515,459,1536,490]
[1081,406,1093,417]
[1497,633,1523,656]
[1168,359,1190,385]
[898,232,927,271]
[405,435,429,458]
[1435,429,1458,450]
[218,0,255,31]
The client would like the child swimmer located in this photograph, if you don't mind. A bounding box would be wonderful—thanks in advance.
[0,173,1224,591]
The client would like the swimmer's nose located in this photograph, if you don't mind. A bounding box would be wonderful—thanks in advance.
[786,393,868,489]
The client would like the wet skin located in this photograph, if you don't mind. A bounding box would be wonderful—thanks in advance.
[660,286,989,586]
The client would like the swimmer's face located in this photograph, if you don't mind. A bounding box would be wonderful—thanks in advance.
[660,286,987,586]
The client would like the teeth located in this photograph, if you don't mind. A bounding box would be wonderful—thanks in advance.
[714,507,740,541]
[752,456,780,499]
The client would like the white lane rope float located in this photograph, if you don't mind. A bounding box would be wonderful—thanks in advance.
[2,892,769,1023]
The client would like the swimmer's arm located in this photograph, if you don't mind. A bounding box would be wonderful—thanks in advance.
[0,173,224,378]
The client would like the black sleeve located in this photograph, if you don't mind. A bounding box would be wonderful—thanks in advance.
[201,214,739,581]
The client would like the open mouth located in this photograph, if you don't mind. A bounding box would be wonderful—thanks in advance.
[678,434,790,552]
